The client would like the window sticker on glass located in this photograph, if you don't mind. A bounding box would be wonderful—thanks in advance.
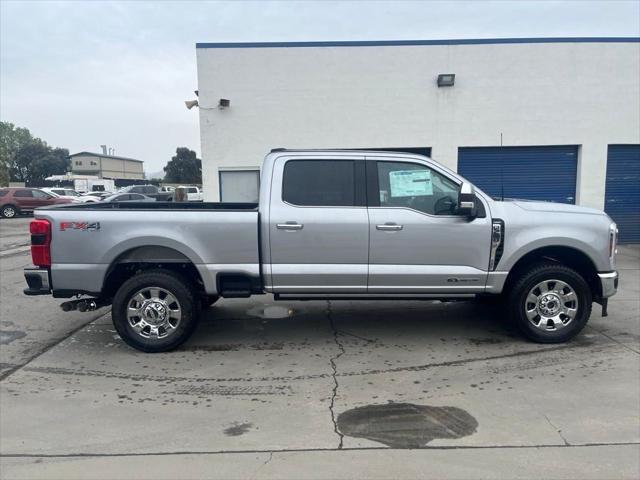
[389,170,433,197]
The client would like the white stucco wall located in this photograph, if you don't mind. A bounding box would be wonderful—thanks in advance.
[196,40,640,208]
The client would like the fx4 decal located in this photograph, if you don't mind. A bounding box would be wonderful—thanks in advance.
[60,222,101,232]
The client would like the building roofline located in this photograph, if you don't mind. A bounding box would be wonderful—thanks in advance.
[69,152,144,163]
[196,37,640,49]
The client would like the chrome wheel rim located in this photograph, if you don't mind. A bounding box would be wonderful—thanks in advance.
[525,279,579,332]
[126,286,182,339]
[3,207,15,218]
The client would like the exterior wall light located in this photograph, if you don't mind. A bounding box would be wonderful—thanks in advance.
[437,74,455,87]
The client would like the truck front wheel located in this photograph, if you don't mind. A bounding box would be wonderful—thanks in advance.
[112,270,200,352]
[508,262,592,343]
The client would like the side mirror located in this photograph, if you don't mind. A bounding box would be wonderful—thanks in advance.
[457,182,477,218]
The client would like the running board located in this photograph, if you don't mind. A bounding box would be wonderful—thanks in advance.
[273,293,475,301]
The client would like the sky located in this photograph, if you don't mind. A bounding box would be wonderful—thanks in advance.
[1,0,639,176]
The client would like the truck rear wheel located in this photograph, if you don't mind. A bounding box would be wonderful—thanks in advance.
[112,270,200,352]
[507,262,592,343]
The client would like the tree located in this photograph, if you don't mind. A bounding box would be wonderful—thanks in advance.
[0,162,8,187]
[0,122,70,186]
[163,147,202,184]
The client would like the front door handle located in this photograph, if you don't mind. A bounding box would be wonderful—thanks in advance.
[276,222,304,231]
[376,223,403,231]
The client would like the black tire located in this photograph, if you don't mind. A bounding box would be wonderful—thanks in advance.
[507,262,592,343]
[201,295,220,309]
[1,204,18,218]
[112,269,200,352]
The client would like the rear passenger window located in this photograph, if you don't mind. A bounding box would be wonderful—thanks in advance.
[283,160,355,206]
[14,190,33,197]
[0,190,8,197]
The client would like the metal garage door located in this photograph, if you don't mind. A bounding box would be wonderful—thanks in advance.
[458,146,578,204]
[605,145,640,244]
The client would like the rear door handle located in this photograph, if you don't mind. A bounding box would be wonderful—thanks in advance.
[276,222,304,231]
[376,223,403,231]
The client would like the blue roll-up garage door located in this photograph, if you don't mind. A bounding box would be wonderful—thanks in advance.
[605,145,640,244]
[458,146,578,204]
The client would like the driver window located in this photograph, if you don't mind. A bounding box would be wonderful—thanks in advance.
[377,161,460,215]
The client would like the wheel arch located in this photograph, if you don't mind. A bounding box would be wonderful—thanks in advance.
[101,245,207,299]
[503,245,601,299]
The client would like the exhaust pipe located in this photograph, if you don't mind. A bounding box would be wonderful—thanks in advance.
[60,298,109,312]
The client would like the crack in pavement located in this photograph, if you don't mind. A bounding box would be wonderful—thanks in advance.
[3,442,639,458]
[543,414,570,447]
[0,310,111,382]
[327,300,345,450]
[250,451,274,480]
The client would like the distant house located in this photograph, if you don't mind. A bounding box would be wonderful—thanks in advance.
[69,152,144,180]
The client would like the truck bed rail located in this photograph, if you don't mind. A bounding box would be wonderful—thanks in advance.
[37,202,258,211]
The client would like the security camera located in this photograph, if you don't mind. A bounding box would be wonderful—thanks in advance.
[184,100,199,110]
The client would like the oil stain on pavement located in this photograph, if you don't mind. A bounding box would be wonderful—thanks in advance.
[224,422,254,436]
[337,403,478,448]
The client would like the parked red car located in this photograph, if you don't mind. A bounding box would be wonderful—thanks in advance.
[0,188,73,218]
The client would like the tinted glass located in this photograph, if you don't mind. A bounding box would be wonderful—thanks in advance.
[144,186,156,194]
[283,160,355,206]
[187,188,197,193]
[14,190,33,198]
[377,162,460,215]
[0,190,8,197]
[32,190,52,199]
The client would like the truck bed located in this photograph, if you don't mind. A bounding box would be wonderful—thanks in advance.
[35,202,261,296]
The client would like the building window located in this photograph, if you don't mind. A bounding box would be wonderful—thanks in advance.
[90,161,98,166]
[219,170,260,202]
[75,161,82,166]
[282,160,355,207]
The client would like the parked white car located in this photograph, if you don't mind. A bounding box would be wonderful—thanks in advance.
[42,188,101,203]
[177,185,203,201]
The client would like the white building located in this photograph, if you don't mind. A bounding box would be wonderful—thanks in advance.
[196,38,640,242]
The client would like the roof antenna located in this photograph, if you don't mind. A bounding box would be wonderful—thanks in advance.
[500,132,504,201]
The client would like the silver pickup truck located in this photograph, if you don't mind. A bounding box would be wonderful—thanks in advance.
[24,149,619,352]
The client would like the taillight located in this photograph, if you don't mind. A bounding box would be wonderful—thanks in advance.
[30,219,51,267]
